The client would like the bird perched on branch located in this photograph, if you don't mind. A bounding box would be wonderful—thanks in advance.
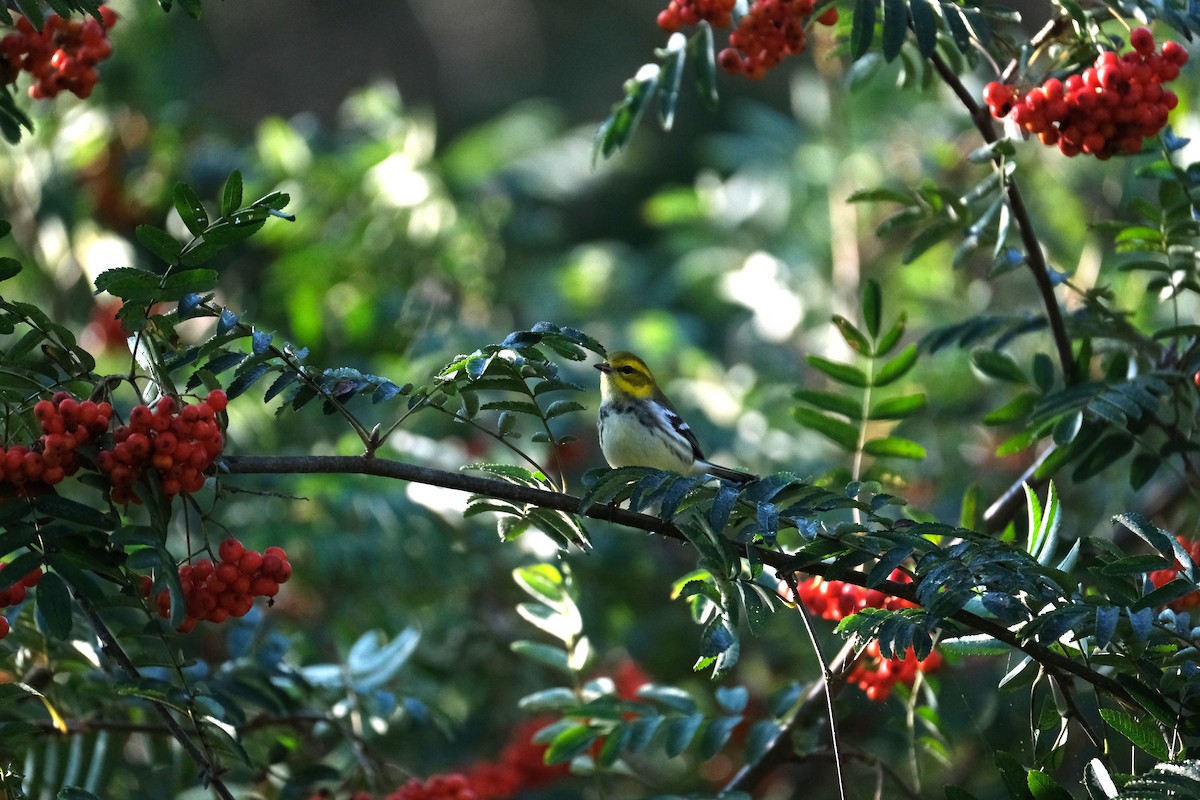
[595,351,755,484]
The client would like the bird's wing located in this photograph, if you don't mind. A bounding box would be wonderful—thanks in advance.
[655,397,706,462]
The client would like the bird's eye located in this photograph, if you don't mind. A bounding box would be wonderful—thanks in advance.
[619,366,635,375]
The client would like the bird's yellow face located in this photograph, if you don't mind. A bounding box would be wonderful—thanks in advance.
[595,351,657,400]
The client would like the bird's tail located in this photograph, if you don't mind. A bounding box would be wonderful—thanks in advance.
[700,461,757,484]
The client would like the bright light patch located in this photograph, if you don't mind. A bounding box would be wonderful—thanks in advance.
[370,153,432,208]
[720,251,804,341]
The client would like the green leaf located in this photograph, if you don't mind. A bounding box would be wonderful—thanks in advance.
[657,33,686,130]
[874,344,918,386]
[861,279,882,338]
[511,640,572,675]
[594,64,660,162]
[700,715,742,758]
[546,724,599,764]
[850,0,876,59]
[135,225,182,265]
[58,788,103,800]
[807,355,869,387]
[983,392,1036,425]
[513,563,567,606]
[690,22,719,109]
[832,315,871,355]
[664,713,704,756]
[792,406,859,451]
[220,170,244,216]
[35,572,72,640]
[794,389,862,420]
[863,436,927,460]
[12,0,43,30]
[875,311,906,356]
[903,220,959,263]
[745,719,782,762]
[972,349,1027,383]
[33,495,113,529]
[881,0,908,60]
[639,684,699,713]
[869,393,926,419]
[1098,708,1169,761]
[1028,770,1074,800]
[173,182,209,236]
[0,257,21,282]
[910,0,939,55]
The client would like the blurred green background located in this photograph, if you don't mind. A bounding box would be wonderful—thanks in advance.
[2,1,1197,797]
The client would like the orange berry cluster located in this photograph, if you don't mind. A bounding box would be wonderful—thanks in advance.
[0,563,43,640]
[983,28,1188,159]
[655,0,836,79]
[792,568,915,621]
[718,0,838,79]
[97,390,227,503]
[847,641,943,701]
[142,538,292,633]
[1148,535,1200,612]
[0,393,113,493]
[657,0,735,31]
[0,7,117,99]
[791,569,943,701]
[381,719,568,800]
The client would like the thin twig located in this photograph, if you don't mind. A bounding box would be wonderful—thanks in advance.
[927,51,1076,380]
[72,589,237,800]
[724,637,861,792]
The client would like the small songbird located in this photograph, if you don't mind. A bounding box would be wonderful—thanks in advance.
[595,351,754,484]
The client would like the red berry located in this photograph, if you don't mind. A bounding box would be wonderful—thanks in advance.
[218,538,244,564]
[206,389,228,413]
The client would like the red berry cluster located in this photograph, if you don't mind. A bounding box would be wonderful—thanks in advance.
[0,7,117,99]
[983,28,1188,159]
[718,0,838,79]
[0,563,43,640]
[379,719,568,800]
[0,393,113,493]
[792,568,916,621]
[1149,535,1200,612]
[142,538,292,634]
[847,641,943,701]
[655,0,836,79]
[97,390,227,504]
[657,0,736,31]
[790,569,942,701]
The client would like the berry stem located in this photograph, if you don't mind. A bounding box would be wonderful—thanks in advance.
[927,50,1078,382]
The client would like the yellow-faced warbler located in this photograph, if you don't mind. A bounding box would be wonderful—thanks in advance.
[595,351,754,484]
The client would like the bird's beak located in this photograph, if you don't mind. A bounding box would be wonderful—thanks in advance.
[595,362,612,374]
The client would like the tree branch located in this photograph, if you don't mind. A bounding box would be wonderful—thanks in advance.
[927,51,1076,380]
[218,454,1139,709]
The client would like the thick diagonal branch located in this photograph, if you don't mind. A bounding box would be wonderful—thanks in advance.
[219,454,1136,708]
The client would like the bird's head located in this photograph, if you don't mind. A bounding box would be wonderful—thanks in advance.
[595,351,658,399]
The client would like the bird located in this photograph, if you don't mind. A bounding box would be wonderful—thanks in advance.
[595,351,755,484]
